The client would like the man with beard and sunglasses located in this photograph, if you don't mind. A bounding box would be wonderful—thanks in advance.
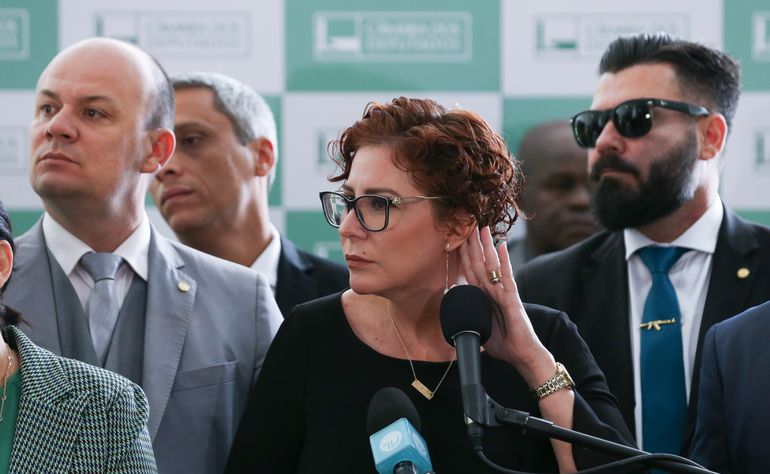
[516,32,770,458]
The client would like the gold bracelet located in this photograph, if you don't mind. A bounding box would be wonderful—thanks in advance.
[532,362,574,400]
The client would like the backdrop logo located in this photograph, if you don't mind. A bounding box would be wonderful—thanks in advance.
[535,13,689,59]
[0,127,27,174]
[316,127,342,174]
[94,11,250,57]
[756,130,770,174]
[753,12,770,62]
[0,9,30,60]
[313,11,472,63]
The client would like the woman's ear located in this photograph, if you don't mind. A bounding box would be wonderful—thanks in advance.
[444,214,476,252]
[0,240,13,289]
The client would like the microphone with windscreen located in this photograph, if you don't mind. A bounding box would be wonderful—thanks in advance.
[367,387,434,474]
[438,286,719,474]
[440,285,494,448]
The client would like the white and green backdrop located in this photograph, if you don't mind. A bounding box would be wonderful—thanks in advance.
[1,0,768,262]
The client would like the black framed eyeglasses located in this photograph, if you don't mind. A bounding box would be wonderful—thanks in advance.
[319,191,447,232]
[570,98,711,149]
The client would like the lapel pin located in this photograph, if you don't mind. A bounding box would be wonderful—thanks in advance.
[737,268,750,279]
[177,281,191,292]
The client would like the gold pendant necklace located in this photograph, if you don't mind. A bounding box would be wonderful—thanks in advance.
[387,304,454,400]
[0,349,13,423]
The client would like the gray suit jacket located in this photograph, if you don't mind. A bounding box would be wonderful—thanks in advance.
[4,325,156,473]
[5,220,283,474]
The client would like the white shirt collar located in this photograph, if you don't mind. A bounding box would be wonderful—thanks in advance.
[623,199,724,260]
[42,212,152,281]
[249,223,282,290]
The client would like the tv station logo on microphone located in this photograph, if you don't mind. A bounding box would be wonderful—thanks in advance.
[379,430,403,453]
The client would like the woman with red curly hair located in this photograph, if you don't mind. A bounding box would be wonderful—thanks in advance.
[227,97,633,472]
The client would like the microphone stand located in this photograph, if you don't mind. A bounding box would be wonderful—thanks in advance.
[468,392,716,474]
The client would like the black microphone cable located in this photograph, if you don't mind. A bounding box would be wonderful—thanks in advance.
[474,446,713,474]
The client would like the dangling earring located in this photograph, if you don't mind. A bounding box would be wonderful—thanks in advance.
[444,242,451,293]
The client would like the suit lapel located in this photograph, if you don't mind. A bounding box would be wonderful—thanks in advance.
[686,207,762,431]
[142,229,197,440]
[580,232,636,431]
[7,220,62,354]
[697,207,762,366]
[275,236,317,315]
[8,327,88,472]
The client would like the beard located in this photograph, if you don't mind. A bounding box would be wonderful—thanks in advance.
[590,128,699,230]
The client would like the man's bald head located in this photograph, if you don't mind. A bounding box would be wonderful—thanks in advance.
[515,120,598,255]
[518,121,582,186]
[41,38,174,130]
[30,36,177,249]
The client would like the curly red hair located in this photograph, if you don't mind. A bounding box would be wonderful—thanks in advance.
[329,97,520,240]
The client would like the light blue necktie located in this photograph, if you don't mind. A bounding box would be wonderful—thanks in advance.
[80,252,123,365]
[638,246,688,457]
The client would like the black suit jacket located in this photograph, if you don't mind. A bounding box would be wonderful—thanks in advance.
[274,236,349,316]
[516,204,770,451]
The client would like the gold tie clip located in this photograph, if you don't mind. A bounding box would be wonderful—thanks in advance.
[640,318,676,331]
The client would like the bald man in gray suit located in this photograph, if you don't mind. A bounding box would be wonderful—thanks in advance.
[5,38,282,474]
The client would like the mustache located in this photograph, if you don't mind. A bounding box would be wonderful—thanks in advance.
[590,155,641,182]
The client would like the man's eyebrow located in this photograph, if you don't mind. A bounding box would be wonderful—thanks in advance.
[37,89,59,101]
[36,89,117,106]
[174,121,212,133]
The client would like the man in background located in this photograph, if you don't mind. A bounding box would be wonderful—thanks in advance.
[517,33,770,455]
[507,121,598,269]
[150,72,348,316]
[5,38,282,473]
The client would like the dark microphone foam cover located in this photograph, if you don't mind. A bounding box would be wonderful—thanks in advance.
[366,387,422,436]
[440,285,493,345]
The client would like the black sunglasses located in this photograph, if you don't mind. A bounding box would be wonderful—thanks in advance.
[570,98,710,148]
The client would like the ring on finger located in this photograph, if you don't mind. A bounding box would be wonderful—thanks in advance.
[488,270,502,284]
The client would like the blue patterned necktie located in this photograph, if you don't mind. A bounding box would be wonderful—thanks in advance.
[80,252,123,365]
[638,246,688,456]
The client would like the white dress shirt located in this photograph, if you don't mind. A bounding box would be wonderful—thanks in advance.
[624,200,723,444]
[42,212,151,310]
[249,223,282,294]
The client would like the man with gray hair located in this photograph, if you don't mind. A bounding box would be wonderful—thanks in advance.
[150,72,348,316]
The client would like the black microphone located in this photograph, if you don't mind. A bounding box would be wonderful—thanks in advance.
[367,387,434,474]
[439,285,493,448]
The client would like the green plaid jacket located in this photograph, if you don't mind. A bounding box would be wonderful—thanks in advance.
[3,325,157,473]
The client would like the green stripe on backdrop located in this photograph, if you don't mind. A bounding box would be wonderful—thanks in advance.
[0,0,58,89]
[503,97,591,154]
[737,210,770,226]
[285,210,344,263]
[286,0,500,91]
[8,210,43,236]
